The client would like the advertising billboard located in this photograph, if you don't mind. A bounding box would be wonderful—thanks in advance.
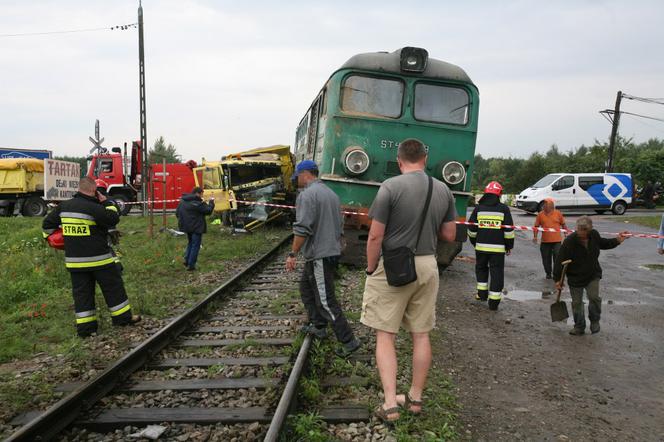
[44,159,80,201]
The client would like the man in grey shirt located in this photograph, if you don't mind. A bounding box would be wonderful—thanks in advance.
[362,139,457,423]
[286,160,360,357]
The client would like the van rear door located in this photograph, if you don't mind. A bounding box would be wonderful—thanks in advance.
[550,175,575,208]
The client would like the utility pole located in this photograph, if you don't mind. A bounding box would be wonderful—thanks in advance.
[138,0,149,220]
[606,90,622,173]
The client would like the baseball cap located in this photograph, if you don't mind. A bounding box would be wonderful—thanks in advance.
[292,159,318,179]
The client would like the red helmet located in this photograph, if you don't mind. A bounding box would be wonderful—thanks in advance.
[484,181,503,196]
[95,179,109,190]
[47,228,65,250]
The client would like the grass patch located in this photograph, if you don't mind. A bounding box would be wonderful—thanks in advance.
[384,327,460,441]
[643,264,664,271]
[0,215,288,362]
[609,215,662,229]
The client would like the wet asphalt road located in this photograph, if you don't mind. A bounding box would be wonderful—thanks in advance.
[435,210,664,440]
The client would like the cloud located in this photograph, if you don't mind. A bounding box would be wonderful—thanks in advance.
[0,0,662,161]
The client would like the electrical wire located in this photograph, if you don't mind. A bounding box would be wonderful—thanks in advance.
[619,110,664,123]
[622,94,664,106]
[0,23,137,38]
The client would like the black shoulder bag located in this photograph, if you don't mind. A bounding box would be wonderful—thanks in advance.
[382,175,433,287]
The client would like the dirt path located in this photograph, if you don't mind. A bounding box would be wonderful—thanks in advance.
[435,216,664,441]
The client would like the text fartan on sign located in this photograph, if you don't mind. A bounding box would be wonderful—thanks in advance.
[44,159,80,201]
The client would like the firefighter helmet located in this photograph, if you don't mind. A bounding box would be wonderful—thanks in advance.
[47,228,65,250]
[484,181,503,196]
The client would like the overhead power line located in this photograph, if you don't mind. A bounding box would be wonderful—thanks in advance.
[620,110,664,123]
[0,23,137,38]
[622,94,664,106]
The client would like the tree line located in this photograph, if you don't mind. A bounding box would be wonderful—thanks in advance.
[471,137,664,193]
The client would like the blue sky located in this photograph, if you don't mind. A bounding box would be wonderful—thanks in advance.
[1,0,663,161]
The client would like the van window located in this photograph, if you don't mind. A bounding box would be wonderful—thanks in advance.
[579,176,604,190]
[554,175,574,190]
[532,174,560,188]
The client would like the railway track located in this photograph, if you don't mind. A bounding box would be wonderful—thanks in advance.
[7,235,374,441]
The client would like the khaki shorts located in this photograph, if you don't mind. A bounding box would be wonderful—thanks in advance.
[361,254,439,333]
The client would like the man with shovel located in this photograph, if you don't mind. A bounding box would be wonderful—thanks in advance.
[553,216,628,335]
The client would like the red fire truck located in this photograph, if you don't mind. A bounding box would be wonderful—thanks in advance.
[87,141,195,215]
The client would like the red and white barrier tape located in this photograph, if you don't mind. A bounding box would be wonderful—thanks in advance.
[121,197,664,239]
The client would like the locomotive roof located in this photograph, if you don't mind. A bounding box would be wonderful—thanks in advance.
[339,48,474,85]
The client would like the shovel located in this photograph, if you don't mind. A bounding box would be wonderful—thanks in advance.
[550,259,572,322]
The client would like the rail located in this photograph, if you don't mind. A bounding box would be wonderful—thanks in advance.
[7,233,293,442]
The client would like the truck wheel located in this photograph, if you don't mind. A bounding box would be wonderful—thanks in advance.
[611,201,627,215]
[22,197,47,217]
[112,195,132,216]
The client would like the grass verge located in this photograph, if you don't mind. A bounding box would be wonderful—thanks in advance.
[0,215,289,426]
[609,215,662,230]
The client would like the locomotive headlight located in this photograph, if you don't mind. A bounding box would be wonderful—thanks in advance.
[400,47,429,73]
[343,147,370,175]
[442,161,466,185]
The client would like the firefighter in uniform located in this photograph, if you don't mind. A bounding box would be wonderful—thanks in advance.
[43,177,140,337]
[467,181,515,311]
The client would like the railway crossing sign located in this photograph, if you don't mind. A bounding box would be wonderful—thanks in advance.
[89,119,105,153]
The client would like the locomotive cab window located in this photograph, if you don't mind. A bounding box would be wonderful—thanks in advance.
[341,75,403,118]
[414,83,469,125]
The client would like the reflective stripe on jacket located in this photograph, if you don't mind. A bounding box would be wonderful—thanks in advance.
[42,192,121,272]
[467,193,515,254]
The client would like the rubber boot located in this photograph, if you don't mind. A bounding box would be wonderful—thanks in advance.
[488,299,500,311]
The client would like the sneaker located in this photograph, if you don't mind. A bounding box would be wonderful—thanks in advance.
[187,266,196,271]
[569,328,585,336]
[590,322,600,334]
[335,337,361,358]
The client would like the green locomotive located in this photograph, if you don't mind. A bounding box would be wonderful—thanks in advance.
[294,47,479,266]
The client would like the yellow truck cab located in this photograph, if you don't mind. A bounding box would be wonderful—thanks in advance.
[193,145,296,230]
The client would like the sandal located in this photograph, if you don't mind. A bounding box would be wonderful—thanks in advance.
[373,404,400,424]
[397,393,424,414]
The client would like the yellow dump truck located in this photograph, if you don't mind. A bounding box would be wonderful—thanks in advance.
[0,158,48,216]
[192,145,296,230]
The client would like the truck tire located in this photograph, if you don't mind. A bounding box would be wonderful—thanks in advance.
[112,194,132,216]
[611,200,627,215]
[22,197,47,217]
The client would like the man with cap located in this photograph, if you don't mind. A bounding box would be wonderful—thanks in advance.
[467,181,515,310]
[176,186,215,271]
[285,160,360,357]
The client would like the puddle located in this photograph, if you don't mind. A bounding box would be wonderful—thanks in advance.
[504,290,551,301]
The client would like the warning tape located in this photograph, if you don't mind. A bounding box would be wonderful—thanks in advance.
[120,197,664,239]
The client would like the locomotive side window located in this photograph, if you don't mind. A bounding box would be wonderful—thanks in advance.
[341,75,403,118]
[414,83,469,125]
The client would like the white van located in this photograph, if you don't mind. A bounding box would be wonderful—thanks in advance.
[515,173,633,215]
